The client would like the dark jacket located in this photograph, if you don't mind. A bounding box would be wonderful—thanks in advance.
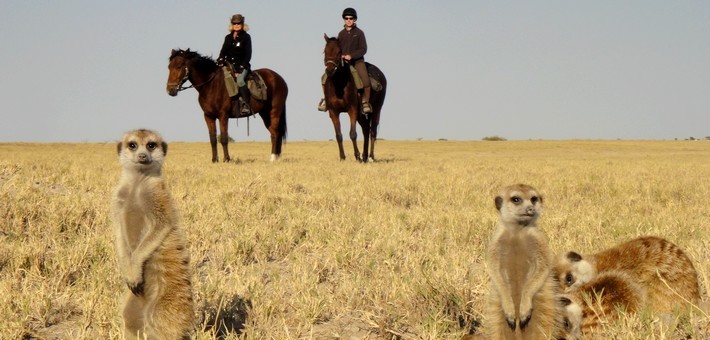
[218,31,252,72]
[337,24,367,62]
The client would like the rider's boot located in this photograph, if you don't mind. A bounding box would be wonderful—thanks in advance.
[361,86,372,113]
[238,85,252,115]
[317,98,327,112]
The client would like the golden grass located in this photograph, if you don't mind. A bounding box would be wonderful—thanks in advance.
[0,140,708,339]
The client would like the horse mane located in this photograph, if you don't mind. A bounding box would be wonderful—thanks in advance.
[170,48,218,73]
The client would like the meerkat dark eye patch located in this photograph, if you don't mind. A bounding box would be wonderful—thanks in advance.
[531,196,539,204]
[511,196,522,204]
[147,142,157,150]
[128,142,137,150]
[558,296,572,306]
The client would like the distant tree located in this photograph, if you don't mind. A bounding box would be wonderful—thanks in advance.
[482,136,507,141]
[216,135,236,143]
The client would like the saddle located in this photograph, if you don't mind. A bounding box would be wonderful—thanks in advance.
[349,64,383,92]
[246,72,267,101]
[222,63,267,101]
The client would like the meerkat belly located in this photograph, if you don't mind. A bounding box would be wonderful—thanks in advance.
[500,234,537,306]
[122,199,151,251]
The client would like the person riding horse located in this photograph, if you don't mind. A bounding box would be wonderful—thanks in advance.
[217,14,252,116]
[318,7,372,114]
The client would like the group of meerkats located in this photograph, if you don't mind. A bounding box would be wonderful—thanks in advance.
[474,183,702,340]
[110,129,702,339]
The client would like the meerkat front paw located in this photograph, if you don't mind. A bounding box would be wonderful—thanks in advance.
[124,267,145,295]
[127,279,145,296]
[519,298,533,330]
[519,310,532,330]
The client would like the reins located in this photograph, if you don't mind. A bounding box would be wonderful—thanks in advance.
[167,65,217,92]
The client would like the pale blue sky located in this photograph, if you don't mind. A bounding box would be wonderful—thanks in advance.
[1,1,708,142]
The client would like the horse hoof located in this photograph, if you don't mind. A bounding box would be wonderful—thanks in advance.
[270,154,280,162]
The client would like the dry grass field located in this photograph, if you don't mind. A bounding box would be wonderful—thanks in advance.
[1,139,708,339]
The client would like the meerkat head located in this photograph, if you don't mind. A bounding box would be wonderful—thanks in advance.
[494,184,543,227]
[558,295,582,338]
[117,129,168,175]
[553,251,596,291]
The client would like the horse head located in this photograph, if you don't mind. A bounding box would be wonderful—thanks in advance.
[166,49,191,96]
[323,34,341,77]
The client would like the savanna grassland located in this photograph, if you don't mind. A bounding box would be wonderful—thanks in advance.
[1,139,708,339]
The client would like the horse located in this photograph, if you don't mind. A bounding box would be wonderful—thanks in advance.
[166,49,288,163]
[322,34,387,162]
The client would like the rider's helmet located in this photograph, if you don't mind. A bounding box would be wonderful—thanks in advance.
[342,8,357,19]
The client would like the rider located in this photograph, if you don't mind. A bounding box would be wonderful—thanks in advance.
[217,14,252,116]
[318,7,372,114]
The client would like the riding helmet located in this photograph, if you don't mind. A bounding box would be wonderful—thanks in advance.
[342,8,357,19]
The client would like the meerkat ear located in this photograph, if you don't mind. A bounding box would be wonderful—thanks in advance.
[162,142,168,155]
[116,141,123,155]
[566,251,583,262]
[494,196,503,211]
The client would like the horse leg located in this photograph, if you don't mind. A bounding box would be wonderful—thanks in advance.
[262,110,280,162]
[329,111,346,160]
[348,112,361,162]
[218,115,231,162]
[204,116,219,163]
[359,116,371,164]
[369,118,378,162]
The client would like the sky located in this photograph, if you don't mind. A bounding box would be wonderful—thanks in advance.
[1,1,708,142]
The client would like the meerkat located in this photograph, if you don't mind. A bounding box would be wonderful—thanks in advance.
[553,236,700,314]
[485,184,563,339]
[111,129,194,339]
[558,270,645,339]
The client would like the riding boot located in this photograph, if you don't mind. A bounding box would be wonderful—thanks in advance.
[238,85,252,115]
[361,86,372,113]
[317,98,327,112]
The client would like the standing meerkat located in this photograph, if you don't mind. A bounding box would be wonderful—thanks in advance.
[485,184,562,339]
[553,236,700,313]
[111,129,194,339]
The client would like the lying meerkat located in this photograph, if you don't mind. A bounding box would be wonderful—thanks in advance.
[111,129,194,339]
[553,236,700,313]
[558,270,645,339]
[485,184,563,339]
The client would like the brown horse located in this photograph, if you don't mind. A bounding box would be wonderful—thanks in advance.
[166,49,287,162]
[322,35,387,162]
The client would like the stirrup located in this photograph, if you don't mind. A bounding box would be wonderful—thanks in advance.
[240,103,251,115]
[362,101,372,113]
[317,98,327,112]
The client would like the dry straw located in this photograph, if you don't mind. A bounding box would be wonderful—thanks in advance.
[0,140,708,338]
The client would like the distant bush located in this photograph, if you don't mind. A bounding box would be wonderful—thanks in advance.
[482,136,507,141]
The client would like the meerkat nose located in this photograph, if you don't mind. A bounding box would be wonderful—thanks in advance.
[138,153,151,164]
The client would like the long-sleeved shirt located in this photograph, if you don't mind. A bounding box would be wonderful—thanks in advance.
[218,31,252,72]
[337,24,367,62]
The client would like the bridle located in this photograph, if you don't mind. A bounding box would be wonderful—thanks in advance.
[167,62,217,93]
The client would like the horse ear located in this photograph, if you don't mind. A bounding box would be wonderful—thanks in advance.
[186,48,191,53]
[324,33,329,41]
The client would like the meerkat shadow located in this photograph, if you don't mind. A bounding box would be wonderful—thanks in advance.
[198,293,252,338]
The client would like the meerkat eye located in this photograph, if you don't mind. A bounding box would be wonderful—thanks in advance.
[511,196,522,204]
[565,273,574,285]
[531,196,539,204]
[147,142,157,150]
[128,142,137,150]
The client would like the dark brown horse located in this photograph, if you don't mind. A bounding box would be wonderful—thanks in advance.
[322,35,387,162]
[166,49,287,162]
